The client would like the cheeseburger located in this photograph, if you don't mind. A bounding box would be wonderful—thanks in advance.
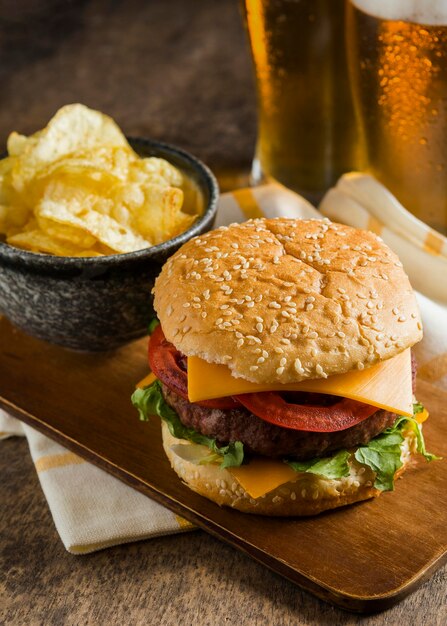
[132,218,436,515]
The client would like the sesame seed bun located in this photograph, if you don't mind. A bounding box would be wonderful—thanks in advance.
[162,421,416,516]
[153,218,422,383]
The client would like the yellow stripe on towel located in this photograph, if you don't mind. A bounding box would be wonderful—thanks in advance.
[418,353,447,383]
[424,230,444,256]
[35,451,85,473]
[232,188,264,219]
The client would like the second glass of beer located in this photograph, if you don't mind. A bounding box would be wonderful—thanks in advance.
[242,0,363,203]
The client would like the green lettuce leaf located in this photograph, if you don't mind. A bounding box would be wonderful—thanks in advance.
[131,380,244,468]
[287,450,350,479]
[413,401,424,415]
[354,428,404,491]
[354,406,439,491]
[147,317,160,335]
[287,404,437,492]
[132,385,437,491]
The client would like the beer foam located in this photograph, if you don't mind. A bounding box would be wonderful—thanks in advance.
[352,0,447,25]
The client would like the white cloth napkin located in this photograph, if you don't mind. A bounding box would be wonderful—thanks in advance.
[2,177,446,553]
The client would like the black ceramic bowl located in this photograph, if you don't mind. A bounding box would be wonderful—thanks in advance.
[0,137,219,350]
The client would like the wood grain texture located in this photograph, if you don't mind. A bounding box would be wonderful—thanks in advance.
[1,317,446,613]
[2,440,446,626]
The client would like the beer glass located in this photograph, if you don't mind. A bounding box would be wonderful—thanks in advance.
[241,0,363,203]
[347,0,447,235]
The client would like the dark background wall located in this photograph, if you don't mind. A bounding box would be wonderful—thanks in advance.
[0,0,257,175]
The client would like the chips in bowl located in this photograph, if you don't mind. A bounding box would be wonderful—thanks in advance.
[0,104,200,256]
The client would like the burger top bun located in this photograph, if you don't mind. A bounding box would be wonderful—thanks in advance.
[153,218,422,384]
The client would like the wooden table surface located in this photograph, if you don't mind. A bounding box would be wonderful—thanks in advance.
[1,1,446,624]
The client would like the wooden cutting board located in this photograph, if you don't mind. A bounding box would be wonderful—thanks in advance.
[0,316,445,613]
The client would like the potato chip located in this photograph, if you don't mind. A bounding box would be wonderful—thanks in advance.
[7,132,29,157]
[36,215,97,248]
[10,104,129,193]
[129,157,183,187]
[37,195,151,253]
[7,229,87,256]
[129,183,188,244]
[1,104,202,257]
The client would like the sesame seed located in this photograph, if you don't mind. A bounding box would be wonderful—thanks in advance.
[276,367,284,375]
[246,335,262,344]
[281,311,290,318]
[167,304,173,316]
[274,347,284,354]
[337,331,345,338]
[357,361,364,370]
[250,365,259,372]
[280,357,287,367]
[305,303,314,311]
[269,301,281,309]
[192,303,201,309]
[392,307,399,315]
[183,326,191,333]
[257,357,265,364]
[183,302,191,308]
[280,338,291,345]
[398,315,406,322]
[256,323,263,333]
[237,338,244,348]
[201,312,207,318]
[301,489,307,498]
[215,318,223,325]
[246,301,255,308]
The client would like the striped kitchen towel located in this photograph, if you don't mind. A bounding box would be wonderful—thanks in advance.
[2,175,446,553]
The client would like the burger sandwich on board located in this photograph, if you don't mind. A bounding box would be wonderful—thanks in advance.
[132,218,436,516]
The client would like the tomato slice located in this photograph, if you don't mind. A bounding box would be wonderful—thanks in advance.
[235,391,378,432]
[148,325,240,410]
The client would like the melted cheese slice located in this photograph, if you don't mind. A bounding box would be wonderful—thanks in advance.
[188,348,413,417]
[137,372,157,388]
[227,459,298,499]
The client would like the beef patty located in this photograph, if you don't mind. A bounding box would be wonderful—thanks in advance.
[161,353,417,460]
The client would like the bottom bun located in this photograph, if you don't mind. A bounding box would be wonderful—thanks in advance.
[162,422,416,516]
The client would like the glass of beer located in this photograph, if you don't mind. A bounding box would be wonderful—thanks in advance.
[347,0,447,235]
[241,0,363,203]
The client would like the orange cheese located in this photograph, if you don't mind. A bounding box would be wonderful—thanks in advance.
[227,458,298,499]
[136,371,157,389]
[414,407,429,424]
[188,349,413,417]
